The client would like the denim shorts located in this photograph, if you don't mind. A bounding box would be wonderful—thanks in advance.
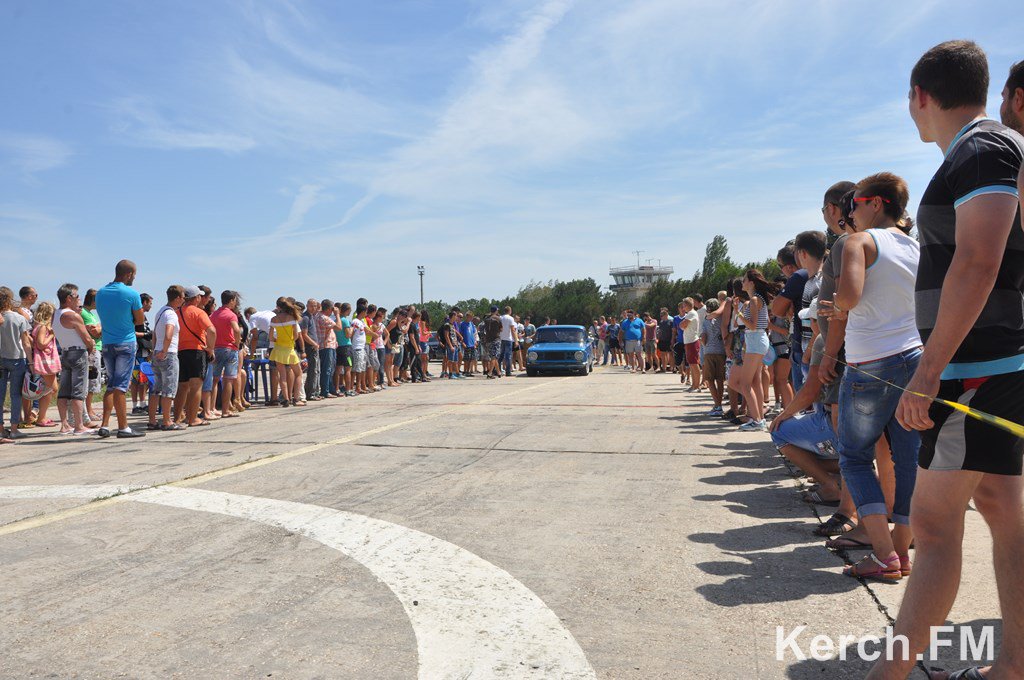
[203,362,215,392]
[744,330,770,356]
[770,408,839,459]
[212,347,239,379]
[151,353,180,398]
[102,342,137,393]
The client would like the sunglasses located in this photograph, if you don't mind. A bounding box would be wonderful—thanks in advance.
[849,196,891,211]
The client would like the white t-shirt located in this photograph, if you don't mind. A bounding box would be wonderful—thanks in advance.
[500,314,516,341]
[682,310,700,344]
[696,305,707,329]
[350,317,367,350]
[249,310,275,334]
[153,305,180,354]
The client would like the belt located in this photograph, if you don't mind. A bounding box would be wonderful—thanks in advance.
[847,346,922,367]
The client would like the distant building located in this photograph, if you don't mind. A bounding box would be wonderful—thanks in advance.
[609,263,674,300]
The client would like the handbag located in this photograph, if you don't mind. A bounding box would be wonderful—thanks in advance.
[22,371,51,400]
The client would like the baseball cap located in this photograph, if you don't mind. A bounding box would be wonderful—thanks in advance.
[490,305,499,312]
[184,285,203,299]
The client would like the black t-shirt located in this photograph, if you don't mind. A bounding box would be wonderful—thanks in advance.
[484,316,502,342]
[656,318,674,343]
[780,270,808,340]
[438,321,453,348]
[916,118,1024,373]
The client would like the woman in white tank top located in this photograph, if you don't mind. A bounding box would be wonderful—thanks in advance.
[833,172,923,582]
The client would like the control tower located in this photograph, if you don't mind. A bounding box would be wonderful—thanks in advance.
[609,261,674,300]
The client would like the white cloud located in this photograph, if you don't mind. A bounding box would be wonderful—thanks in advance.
[0,133,73,178]
[110,98,256,152]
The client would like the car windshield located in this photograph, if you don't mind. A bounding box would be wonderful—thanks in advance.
[534,328,584,344]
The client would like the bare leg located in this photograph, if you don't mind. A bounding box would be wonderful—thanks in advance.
[866,468,980,680]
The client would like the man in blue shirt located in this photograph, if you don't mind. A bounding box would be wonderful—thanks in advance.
[459,311,477,376]
[618,309,646,373]
[94,259,146,438]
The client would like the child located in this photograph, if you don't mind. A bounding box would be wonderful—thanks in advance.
[30,302,61,427]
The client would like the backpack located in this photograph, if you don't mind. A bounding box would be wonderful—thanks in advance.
[485,317,502,341]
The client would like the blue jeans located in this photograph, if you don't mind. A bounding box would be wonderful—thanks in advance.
[790,336,806,394]
[1,357,28,427]
[500,340,514,374]
[319,347,336,396]
[212,347,239,379]
[770,408,839,459]
[102,342,137,393]
[838,347,922,525]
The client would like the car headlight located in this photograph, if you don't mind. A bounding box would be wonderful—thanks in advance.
[528,351,538,362]
[574,351,584,362]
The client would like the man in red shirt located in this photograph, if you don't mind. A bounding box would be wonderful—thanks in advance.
[173,286,215,427]
[210,290,242,418]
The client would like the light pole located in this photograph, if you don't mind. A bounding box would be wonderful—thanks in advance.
[417,266,425,306]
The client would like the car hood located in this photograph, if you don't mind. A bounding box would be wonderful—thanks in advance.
[530,343,586,352]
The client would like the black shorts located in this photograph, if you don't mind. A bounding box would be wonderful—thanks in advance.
[672,342,687,366]
[657,340,671,353]
[919,370,1024,476]
[607,338,620,350]
[772,342,790,361]
[178,349,207,383]
[336,345,353,370]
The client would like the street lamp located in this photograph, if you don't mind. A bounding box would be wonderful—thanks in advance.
[417,266,425,306]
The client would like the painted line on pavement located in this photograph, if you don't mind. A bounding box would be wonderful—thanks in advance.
[0,484,596,679]
[0,377,570,538]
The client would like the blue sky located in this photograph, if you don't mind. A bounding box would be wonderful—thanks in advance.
[2,0,1021,311]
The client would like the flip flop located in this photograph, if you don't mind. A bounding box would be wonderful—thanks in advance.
[826,535,872,550]
[188,420,210,427]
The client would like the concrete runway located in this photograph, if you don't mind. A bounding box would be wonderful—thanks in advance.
[0,365,1001,678]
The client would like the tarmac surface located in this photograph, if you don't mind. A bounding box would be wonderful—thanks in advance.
[0,364,1002,679]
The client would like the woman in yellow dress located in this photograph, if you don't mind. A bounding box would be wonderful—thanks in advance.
[269,297,305,407]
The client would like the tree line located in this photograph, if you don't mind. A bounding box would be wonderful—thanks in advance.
[415,235,781,327]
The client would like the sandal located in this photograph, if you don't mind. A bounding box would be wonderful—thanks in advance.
[935,668,987,680]
[161,423,186,431]
[802,490,840,507]
[898,554,912,577]
[826,534,872,550]
[814,513,855,537]
[35,419,57,427]
[147,422,162,431]
[843,552,902,582]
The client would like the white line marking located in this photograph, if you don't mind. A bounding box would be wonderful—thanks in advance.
[0,485,595,679]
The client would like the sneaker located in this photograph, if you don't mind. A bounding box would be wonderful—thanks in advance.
[116,427,146,438]
[7,429,27,440]
[97,427,111,438]
[738,420,766,432]
[706,407,723,416]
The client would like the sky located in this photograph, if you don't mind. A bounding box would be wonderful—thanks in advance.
[2,0,1021,311]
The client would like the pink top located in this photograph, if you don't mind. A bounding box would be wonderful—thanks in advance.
[32,325,62,376]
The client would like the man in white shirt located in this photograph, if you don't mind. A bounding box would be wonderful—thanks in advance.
[148,285,184,430]
[499,306,518,377]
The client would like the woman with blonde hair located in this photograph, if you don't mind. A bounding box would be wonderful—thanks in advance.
[30,301,62,427]
[269,297,305,407]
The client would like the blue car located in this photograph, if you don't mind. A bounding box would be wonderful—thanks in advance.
[525,325,594,376]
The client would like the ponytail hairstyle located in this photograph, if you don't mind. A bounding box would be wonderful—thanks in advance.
[854,172,912,233]
[744,268,781,302]
[276,296,301,321]
[730,277,749,301]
